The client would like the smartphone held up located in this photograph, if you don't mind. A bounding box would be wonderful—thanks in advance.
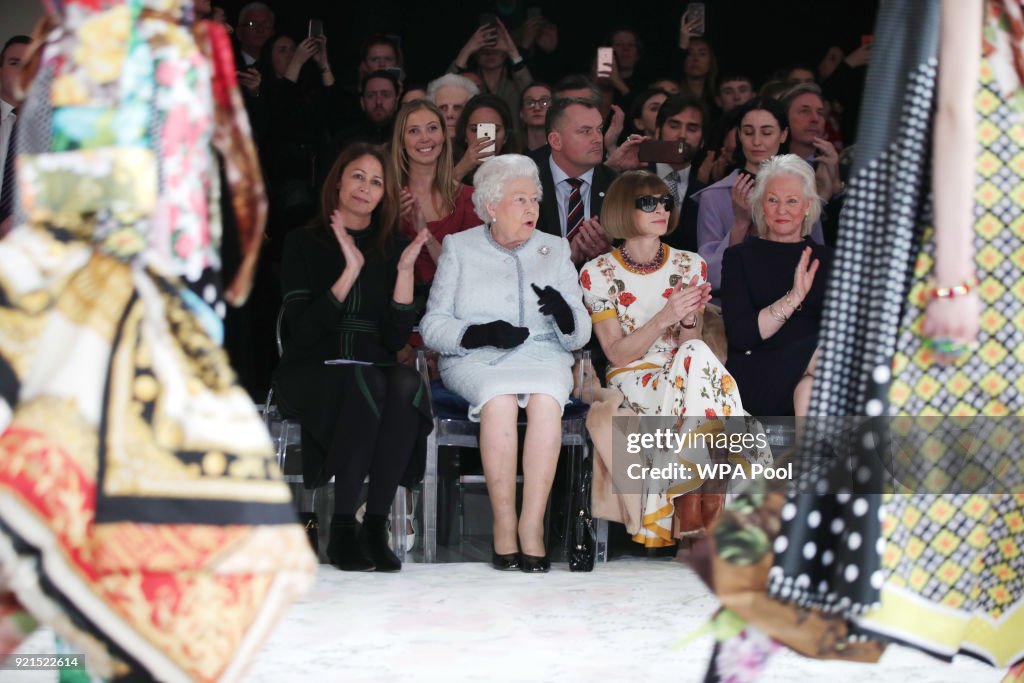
[479,13,499,47]
[308,18,324,38]
[638,140,697,165]
[597,47,614,78]
[685,2,705,35]
[476,122,497,155]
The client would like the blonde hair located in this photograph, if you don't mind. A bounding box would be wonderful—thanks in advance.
[600,171,679,240]
[749,154,821,238]
[390,100,458,215]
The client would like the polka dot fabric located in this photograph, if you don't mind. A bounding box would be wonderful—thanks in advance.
[769,6,943,608]
[768,0,1024,664]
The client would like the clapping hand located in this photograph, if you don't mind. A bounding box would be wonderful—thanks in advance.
[399,188,428,235]
[659,275,712,330]
[397,229,431,273]
[531,283,575,334]
[790,246,819,304]
[330,209,365,276]
[731,173,754,219]
[569,217,613,263]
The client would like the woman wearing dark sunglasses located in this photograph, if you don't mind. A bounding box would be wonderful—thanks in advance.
[580,171,768,546]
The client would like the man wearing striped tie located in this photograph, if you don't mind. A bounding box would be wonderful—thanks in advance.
[532,96,627,265]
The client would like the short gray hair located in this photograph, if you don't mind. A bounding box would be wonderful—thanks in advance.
[426,74,480,102]
[749,154,821,237]
[471,155,543,224]
[781,82,823,112]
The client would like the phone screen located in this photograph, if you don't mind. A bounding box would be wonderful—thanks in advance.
[479,13,498,46]
[685,3,706,35]
[597,47,614,78]
[308,19,324,38]
[638,140,694,165]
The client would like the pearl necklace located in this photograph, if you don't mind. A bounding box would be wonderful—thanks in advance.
[619,243,666,274]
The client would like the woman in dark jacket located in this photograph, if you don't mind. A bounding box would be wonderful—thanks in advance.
[275,142,430,572]
[720,154,831,416]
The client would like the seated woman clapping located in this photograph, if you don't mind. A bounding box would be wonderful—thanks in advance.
[274,143,431,573]
[720,154,831,417]
[420,154,591,573]
[580,171,768,546]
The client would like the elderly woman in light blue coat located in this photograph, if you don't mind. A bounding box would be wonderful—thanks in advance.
[421,154,591,573]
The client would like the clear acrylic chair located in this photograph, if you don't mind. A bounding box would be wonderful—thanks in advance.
[263,306,409,561]
[415,348,608,569]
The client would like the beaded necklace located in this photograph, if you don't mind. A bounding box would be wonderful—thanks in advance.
[618,243,667,274]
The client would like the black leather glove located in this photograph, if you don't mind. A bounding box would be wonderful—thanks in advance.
[531,283,575,335]
[461,320,530,349]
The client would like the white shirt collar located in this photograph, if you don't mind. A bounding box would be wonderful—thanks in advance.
[550,156,596,187]
[656,162,690,179]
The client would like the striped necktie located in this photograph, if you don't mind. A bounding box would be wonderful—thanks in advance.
[665,170,682,206]
[565,177,584,239]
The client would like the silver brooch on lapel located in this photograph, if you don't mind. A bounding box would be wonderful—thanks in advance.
[538,246,550,255]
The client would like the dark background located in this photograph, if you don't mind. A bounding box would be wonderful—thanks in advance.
[222,0,879,87]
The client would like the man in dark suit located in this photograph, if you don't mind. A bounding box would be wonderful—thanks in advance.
[650,94,708,253]
[530,97,618,265]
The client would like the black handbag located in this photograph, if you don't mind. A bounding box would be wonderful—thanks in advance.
[567,453,597,572]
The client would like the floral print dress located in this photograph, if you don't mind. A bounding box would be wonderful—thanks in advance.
[581,245,769,546]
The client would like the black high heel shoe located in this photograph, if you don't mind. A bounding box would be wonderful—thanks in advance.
[519,552,550,573]
[491,546,521,571]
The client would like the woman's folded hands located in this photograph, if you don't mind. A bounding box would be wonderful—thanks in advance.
[461,320,530,349]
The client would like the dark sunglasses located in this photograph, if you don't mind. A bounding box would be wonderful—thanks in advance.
[635,194,675,213]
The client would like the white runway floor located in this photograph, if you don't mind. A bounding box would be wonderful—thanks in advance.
[5,559,1008,682]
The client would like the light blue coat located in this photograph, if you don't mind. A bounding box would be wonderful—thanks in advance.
[420,225,592,421]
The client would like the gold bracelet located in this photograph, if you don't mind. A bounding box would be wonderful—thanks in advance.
[929,275,979,300]
[783,290,802,311]
[768,302,787,323]
[681,313,699,329]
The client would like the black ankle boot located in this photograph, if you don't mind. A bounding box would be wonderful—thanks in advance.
[360,514,401,572]
[327,515,375,572]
